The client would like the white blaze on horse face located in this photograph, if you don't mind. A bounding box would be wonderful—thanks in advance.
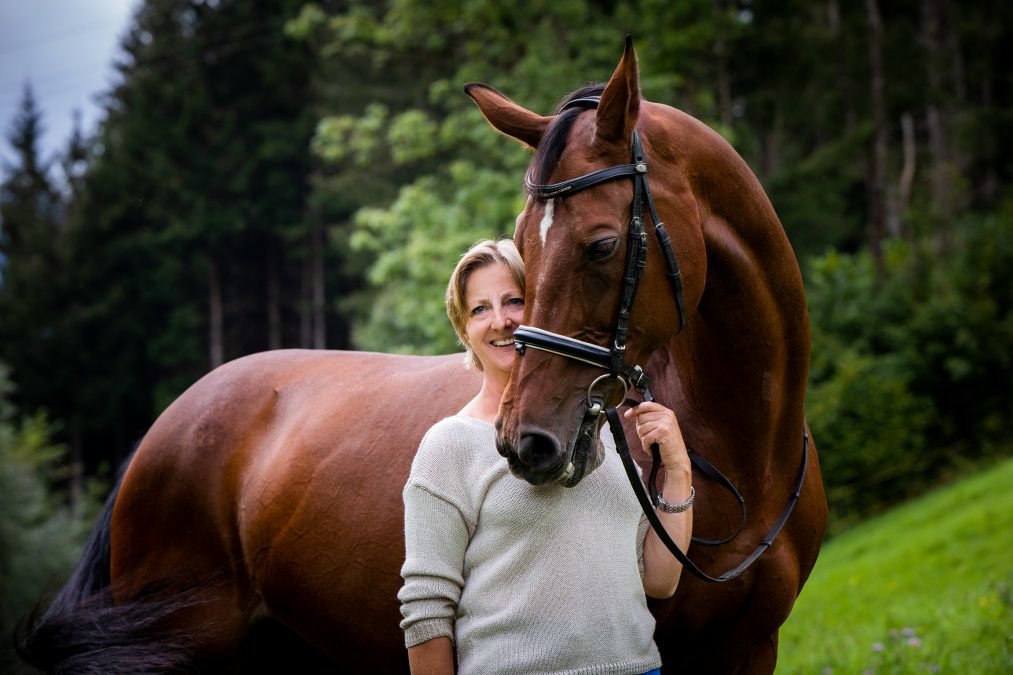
[539,199,555,246]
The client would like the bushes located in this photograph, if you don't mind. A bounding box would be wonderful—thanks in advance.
[808,351,934,525]
[805,210,1013,529]
[0,365,100,672]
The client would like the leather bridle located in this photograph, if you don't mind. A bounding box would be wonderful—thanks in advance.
[513,95,810,583]
[516,98,687,403]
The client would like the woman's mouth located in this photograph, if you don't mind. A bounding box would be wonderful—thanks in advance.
[491,338,515,347]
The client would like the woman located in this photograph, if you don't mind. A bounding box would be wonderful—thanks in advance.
[399,239,694,675]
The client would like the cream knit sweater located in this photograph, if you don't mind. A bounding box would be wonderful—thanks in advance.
[399,415,661,675]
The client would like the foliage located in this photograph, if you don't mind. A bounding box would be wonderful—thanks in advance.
[0,0,1011,526]
[304,2,1013,531]
[1,0,325,474]
[0,87,72,450]
[805,209,1013,528]
[350,162,524,353]
[776,455,1013,674]
[0,364,101,672]
[301,0,746,351]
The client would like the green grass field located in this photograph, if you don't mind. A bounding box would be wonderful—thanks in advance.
[775,457,1013,674]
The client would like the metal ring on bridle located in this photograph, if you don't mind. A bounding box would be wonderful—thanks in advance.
[586,373,628,416]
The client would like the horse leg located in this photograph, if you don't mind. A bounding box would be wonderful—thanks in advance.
[106,501,261,670]
[730,632,778,675]
[229,618,340,674]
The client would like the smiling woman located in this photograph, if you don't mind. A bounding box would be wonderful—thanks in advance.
[443,239,525,375]
[398,238,694,675]
[462,263,524,377]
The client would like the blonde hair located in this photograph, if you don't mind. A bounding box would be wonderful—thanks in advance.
[446,239,525,371]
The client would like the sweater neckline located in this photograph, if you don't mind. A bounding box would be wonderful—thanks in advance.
[452,413,495,428]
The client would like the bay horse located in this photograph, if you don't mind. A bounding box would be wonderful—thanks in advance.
[18,39,826,674]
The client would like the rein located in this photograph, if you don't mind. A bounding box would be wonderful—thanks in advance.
[515,96,809,582]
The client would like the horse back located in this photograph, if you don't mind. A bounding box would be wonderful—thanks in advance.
[110,349,479,663]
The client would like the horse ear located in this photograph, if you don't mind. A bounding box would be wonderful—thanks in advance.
[464,83,552,150]
[596,36,641,147]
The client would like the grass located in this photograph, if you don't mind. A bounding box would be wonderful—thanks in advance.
[775,456,1013,674]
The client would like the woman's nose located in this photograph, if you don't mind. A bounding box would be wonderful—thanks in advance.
[492,305,514,329]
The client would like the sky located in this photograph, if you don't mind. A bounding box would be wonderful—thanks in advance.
[0,0,138,178]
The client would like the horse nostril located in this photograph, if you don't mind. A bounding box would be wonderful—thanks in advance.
[517,433,560,472]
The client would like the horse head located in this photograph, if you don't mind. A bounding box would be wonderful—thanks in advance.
[466,38,707,487]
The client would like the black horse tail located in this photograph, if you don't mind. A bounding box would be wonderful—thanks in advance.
[14,458,203,674]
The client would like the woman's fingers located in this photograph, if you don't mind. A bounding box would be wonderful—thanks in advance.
[623,402,689,468]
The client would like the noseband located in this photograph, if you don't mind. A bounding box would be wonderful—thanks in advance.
[513,96,810,583]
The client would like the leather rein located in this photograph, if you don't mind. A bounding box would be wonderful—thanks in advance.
[514,96,809,583]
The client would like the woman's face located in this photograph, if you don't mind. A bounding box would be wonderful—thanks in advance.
[463,262,525,379]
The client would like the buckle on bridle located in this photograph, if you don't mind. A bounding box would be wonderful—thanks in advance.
[586,373,628,416]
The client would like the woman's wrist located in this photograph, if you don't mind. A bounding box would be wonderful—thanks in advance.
[657,462,693,512]
[657,485,695,513]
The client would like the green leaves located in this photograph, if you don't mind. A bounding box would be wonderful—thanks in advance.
[805,215,1013,526]
[349,162,523,354]
[313,103,389,165]
[0,365,101,664]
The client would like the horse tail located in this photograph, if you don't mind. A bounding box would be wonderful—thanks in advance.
[14,455,204,674]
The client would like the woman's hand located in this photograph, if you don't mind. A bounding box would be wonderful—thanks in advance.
[626,401,694,599]
[623,401,691,473]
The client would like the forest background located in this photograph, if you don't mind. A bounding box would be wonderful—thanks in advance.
[1,0,1010,661]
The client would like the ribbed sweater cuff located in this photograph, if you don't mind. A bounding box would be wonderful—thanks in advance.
[404,618,455,648]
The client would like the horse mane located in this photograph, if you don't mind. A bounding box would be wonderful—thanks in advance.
[528,83,606,187]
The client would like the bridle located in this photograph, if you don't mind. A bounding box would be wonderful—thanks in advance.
[513,95,810,583]
[515,97,686,405]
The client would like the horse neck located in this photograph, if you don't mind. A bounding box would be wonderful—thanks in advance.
[653,179,810,477]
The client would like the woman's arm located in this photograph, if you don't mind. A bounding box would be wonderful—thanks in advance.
[408,636,455,675]
[625,402,694,599]
[399,484,468,668]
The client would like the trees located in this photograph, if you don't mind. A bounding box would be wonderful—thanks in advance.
[0,86,84,493]
[1,0,328,473]
[300,0,1013,527]
[300,0,741,351]
[0,0,1010,523]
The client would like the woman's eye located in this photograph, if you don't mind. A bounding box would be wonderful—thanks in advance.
[587,237,618,261]
[507,297,524,306]
[471,305,488,316]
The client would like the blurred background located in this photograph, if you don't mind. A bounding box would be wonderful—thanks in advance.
[1,1,1010,672]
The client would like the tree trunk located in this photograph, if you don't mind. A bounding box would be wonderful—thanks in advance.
[828,0,858,136]
[299,244,310,348]
[69,416,83,510]
[209,256,224,368]
[267,244,282,350]
[897,112,917,233]
[713,0,732,130]
[866,0,887,272]
[311,215,326,349]
[921,0,956,245]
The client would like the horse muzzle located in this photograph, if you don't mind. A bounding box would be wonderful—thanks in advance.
[496,409,604,488]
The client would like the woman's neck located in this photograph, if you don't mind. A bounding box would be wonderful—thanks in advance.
[459,370,509,423]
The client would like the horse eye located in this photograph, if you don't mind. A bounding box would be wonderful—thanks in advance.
[587,237,618,262]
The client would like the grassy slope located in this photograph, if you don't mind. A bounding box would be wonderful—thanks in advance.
[775,457,1013,674]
